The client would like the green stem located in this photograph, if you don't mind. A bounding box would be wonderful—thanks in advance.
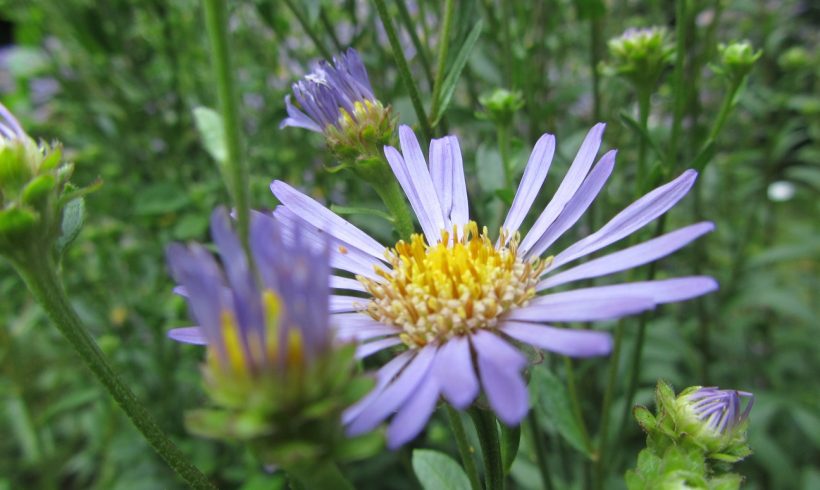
[589,16,603,122]
[319,8,345,53]
[526,411,555,490]
[470,408,505,490]
[283,0,333,59]
[373,0,433,142]
[593,322,625,490]
[636,87,652,196]
[498,0,514,87]
[396,0,435,89]
[497,124,512,190]
[563,357,592,452]
[371,167,416,240]
[446,405,483,490]
[428,0,456,129]
[668,0,688,169]
[708,80,741,143]
[203,0,251,252]
[11,254,215,489]
[286,461,355,490]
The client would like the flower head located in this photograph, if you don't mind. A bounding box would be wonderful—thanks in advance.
[262,124,716,448]
[0,102,82,259]
[606,27,674,88]
[281,49,395,165]
[714,41,762,83]
[634,381,754,464]
[167,209,362,465]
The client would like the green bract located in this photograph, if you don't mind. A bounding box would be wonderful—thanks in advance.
[605,27,675,89]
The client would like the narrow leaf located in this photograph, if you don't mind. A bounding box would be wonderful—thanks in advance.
[193,106,227,163]
[56,197,85,254]
[431,20,484,126]
[530,365,592,457]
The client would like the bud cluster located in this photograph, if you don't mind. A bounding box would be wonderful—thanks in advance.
[605,27,675,89]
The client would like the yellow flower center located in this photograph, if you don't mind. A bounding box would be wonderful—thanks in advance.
[358,221,547,348]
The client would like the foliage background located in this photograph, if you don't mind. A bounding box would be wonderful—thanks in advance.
[0,0,817,488]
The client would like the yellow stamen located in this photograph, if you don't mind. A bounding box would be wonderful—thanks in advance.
[358,222,546,348]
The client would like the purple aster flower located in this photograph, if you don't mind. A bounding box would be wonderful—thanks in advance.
[167,208,332,373]
[681,387,754,435]
[261,124,715,448]
[280,48,380,134]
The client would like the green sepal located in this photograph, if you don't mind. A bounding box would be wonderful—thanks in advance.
[0,207,38,235]
[633,405,657,432]
[21,174,55,205]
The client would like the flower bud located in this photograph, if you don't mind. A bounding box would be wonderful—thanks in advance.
[167,209,369,467]
[605,27,674,89]
[477,88,525,127]
[714,41,762,83]
[0,103,83,259]
[280,49,396,172]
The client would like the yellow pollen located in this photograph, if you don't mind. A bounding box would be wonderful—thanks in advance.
[358,221,547,348]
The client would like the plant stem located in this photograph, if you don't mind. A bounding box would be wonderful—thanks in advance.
[497,124,512,190]
[668,0,688,169]
[589,16,603,122]
[498,0,514,87]
[446,405,482,490]
[12,254,215,489]
[283,0,333,59]
[563,357,592,452]
[428,0,456,128]
[636,87,652,196]
[286,461,355,490]
[526,411,555,490]
[203,0,251,252]
[319,8,345,53]
[396,0,435,90]
[470,408,505,490]
[593,322,625,490]
[708,81,741,143]
[373,0,433,142]
[372,168,416,240]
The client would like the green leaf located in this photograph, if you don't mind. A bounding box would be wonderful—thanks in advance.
[56,198,85,254]
[0,207,37,234]
[21,174,55,204]
[133,183,190,216]
[494,188,515,206]
[431,20,484,126]
[412,449,472,490]
[193,106,227,163]
[690,140,715,172]
[500,423,521,474]
[618,110,665,164]
[530,365,592,457]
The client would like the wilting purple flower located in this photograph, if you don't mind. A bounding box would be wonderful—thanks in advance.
[280,48,378,133]
[167,208,332,373]
[682,387,754,435]
[266,124,715,448]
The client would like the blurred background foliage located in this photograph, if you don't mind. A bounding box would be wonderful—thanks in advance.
[0,0,817,488]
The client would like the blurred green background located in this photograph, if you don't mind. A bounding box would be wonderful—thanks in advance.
[0,0,817,488]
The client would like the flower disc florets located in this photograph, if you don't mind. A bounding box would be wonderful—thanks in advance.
[358,221,547,348]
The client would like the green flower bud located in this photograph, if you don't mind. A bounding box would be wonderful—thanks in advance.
[714,41,762,83]
[0,104,89,260]
[605,27,675,89]
[477,88,525,126]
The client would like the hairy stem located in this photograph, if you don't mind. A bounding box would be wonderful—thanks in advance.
[446,405,482,490]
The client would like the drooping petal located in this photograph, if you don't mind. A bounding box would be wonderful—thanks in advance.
[548,170,698,270]
[346,346,437,436]
[521,123,606,254]
[432,336,479,409]
[538,222,715,290]
[524,150,616,258]
[271,180,387,260]
[501,322,612,357]
[167,326,208,345]
[472,331,529,426]
[501,133,556,240]
[387,375,441,449]
[279,95,323,132]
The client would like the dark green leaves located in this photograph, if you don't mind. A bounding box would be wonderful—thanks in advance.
[412,449,472,490]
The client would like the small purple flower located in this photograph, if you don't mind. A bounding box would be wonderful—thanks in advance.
[683,387,754,435]
[261,124,713,448]
[167,208,332,373]
[280,48,378,133]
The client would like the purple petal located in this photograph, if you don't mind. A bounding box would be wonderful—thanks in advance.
[501,322,612,357]
[330,275,367,292]
[343,351,414,424]
[387,375,440,449]
[448,136,469,229]
[279,95,323,132]
[524,150,616,258]
[346,346,437,436]
[535,277,718,305]
[507,296,655,322]
[549,170,698,270]
[538,222,715,290]
[501,133,556,240]
[429,136,454,227]
[433,336,479,409]
[356,337,402,359]
[521,124,605,254]
[472,331,529,426]
[168,326,208,345]
[271,180,387,260]
[329,295,367,313]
